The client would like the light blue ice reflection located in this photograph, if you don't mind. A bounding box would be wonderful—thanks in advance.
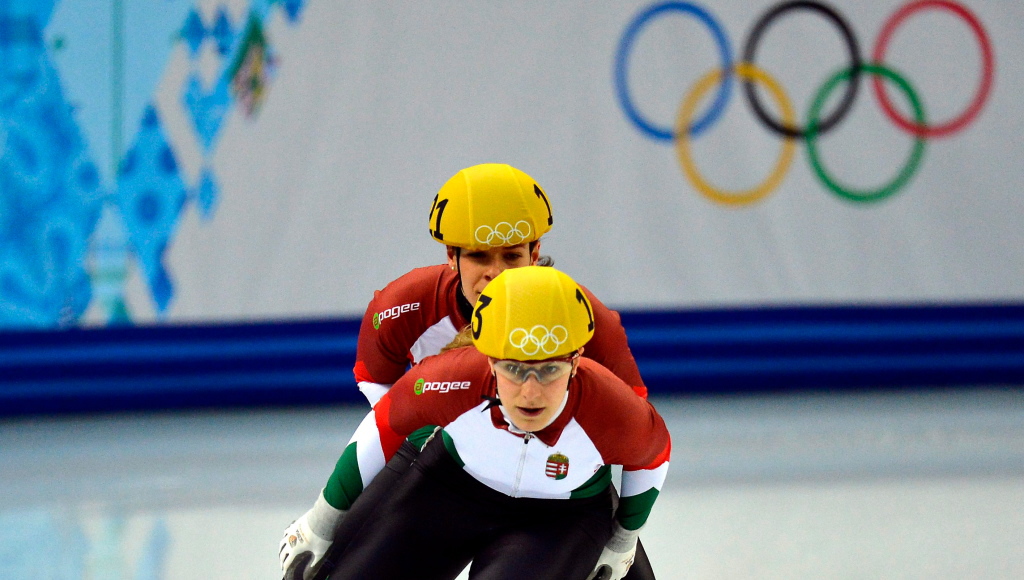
[0,510,168,580]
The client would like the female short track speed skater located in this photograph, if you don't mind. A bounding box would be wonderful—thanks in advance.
[354,162,647,406]
[281,266,671,580]
[280,164,657,579]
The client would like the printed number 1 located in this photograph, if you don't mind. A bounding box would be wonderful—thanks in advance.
[575,288,594,332]
[430,195,449,241]
[534,184,553,226]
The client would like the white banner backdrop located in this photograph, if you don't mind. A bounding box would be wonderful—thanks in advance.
[139,0,1024,323]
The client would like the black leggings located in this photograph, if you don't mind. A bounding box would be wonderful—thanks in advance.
[324,435,615,580]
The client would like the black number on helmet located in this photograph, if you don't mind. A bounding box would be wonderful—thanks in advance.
[429,195,449,241]
[575,288,594,331]
[534,184,553,226]
[472,294,493,339]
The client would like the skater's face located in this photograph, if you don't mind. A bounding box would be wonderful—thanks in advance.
[448,243,540,306]
[490,352,580,432]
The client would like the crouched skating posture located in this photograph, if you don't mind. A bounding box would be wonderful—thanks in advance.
[281,266,671,580]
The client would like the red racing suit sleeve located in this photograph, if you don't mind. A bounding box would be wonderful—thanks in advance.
[578,285,648,399]
[572,360,670,530]
[353,288,420,387]
[353,265,464,390]
[325,348,491,510]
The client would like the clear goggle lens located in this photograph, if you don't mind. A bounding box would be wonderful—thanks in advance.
[492,356,576,385]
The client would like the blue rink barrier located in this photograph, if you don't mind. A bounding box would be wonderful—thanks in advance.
[1,303,1023,415]
[0,319,364,415]
[618,303,1024,393]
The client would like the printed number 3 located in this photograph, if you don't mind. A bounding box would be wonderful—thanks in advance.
[473,295,492,339]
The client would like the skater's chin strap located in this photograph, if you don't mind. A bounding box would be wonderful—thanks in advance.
[456,285,474,322]
[480,394,501,411]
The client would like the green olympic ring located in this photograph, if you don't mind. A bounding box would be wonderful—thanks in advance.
[805,63,927,204]
[618,1,993,206]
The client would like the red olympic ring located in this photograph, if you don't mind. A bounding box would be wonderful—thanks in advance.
[872,0,994,138]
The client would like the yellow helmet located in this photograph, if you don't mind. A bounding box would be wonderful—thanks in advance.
[472,266,594,360]
[429,163,553,251]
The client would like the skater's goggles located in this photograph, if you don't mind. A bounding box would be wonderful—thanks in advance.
[491,353,579,385]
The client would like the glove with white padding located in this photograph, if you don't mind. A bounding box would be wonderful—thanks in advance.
[279,490,346,580]
[586,522,641,580]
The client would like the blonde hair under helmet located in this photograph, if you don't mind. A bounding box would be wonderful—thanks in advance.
[471,266,594,361]
[429,163,553,251]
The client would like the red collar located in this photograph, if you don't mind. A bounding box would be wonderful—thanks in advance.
[487,379,578,447]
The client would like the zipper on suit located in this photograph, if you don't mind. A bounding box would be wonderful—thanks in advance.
[512,433,533,497]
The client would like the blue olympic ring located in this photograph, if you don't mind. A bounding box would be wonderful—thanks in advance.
[614,1,734,140]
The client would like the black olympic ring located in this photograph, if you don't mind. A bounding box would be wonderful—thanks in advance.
[741,1,862,139]
[615,0,995,205]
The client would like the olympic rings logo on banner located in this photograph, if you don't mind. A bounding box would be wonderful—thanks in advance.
[509,325,569,357]
[614,0,995,205]
[475,221,533,247]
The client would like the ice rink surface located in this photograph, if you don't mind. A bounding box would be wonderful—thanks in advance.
[2,388,1023,579]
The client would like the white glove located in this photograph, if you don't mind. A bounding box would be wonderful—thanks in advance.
[587,522,641,580]
[279,490,346,580]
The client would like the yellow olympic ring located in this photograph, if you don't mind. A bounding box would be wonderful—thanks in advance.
[674,63,796,206]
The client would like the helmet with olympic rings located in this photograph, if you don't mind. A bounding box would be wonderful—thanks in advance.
[429,163,554,251]
[471,266,594,361]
